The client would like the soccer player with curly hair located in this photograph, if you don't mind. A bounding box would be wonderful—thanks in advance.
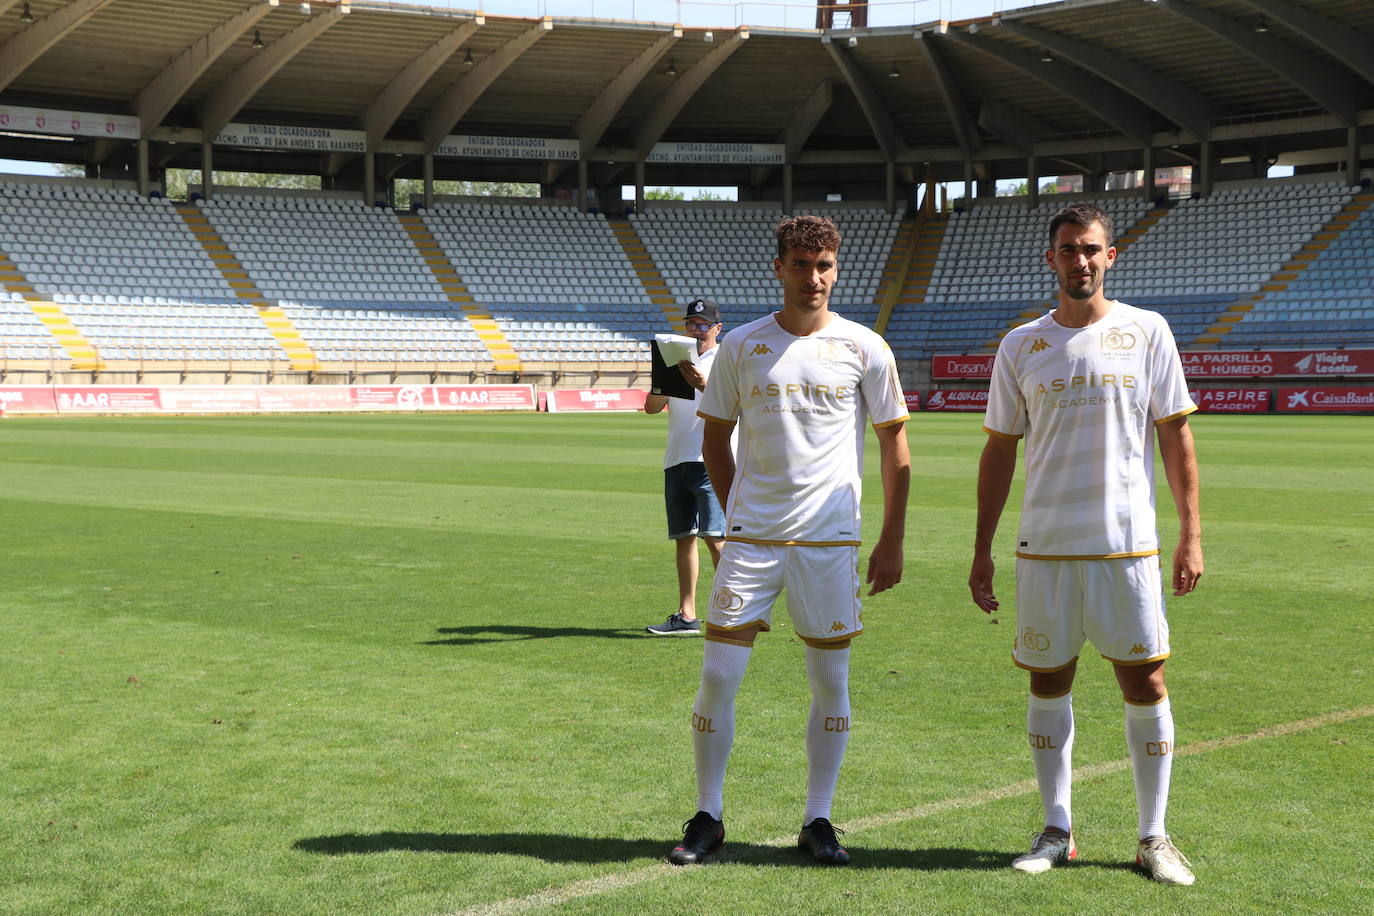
[667,215,910,867]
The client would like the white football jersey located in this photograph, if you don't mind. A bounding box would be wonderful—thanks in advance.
[698,312,908,546]
[984,301,1195,560]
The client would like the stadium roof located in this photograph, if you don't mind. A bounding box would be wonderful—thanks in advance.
[0,0,1370,190]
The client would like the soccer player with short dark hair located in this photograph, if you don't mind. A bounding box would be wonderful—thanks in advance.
[969,201,1203,885]
[667,215,911,867]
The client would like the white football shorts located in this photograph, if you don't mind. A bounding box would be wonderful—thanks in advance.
[706,541,862,649]
[1013,555,1170,671]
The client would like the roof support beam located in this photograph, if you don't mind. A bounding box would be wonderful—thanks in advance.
[138,3,277,137]
[1152,0,1355,126]
[991,19,1214,139]
[199,4,347,141]
[1233,0,1374,89]
[419,23,548,154]
[544,30,678,186]
[822,39,903,160]
[0,0,117,94]
[943,30,1153,147]
[364,20,481,151]
[632,29,747,158]
[915,33,978,159]
[977,99,1042,155]
[750,78,833,187]
[89,2,277,164]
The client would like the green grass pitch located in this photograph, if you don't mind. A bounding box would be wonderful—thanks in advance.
[2,411,1371,914]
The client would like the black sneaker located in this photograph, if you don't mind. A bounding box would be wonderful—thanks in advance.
[669,811,724,865]
[646,613,702,636]
[798,817,850,865]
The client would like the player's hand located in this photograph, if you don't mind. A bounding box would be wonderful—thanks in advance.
[676,360,706,391]
[865,537,903,596]
[1171,539,1203,596]
[969,554,999,614]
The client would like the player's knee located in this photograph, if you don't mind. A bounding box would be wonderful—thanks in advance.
[1029,661,1076,699]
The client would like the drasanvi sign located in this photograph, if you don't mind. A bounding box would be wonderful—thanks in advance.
[215,123,366,153]
[647,142,785,165]
[435,134,579,161]
[0,104,140,141]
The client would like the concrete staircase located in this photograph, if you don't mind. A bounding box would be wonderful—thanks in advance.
[399,214,519,372]
[0,250,102,369]
[1194,191,1374,346]
[875,213,946,337]
[609,218,678,327]
[178,205,317,370]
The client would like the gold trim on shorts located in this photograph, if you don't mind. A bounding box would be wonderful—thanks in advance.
[1103,650,1171,667]
[1013,654,1080,674]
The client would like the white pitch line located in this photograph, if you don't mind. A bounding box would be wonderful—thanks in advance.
[448,704,1374,916]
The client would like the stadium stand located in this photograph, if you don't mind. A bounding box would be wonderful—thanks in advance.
[200,194,445,303]
[885,196,1150,359]
[1218,189,1374,349]
[882,181,1368,359]
[0,291,54,361]
[0,183,235,302]
[2,178,1372,375]
[631,207,899,330]
[420,203,658,364]
[0,183,284,364]
[1110,181,1357,348]
[277,303,490,366]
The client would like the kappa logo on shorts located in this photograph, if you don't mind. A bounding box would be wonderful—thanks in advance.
[1030,338,1052,353]
[1019,627,1051,652]
[750,344,773,356]
[713,588,745,612]
[829,621,846,632]
[1129,643,1149,655]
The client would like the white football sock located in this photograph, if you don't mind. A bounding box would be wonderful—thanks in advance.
[1125,696,1174,839]
[803,646,851,824]
[1027,692,1075,834]
[692,640,751,821]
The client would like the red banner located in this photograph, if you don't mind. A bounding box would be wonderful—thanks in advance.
[1275,386,1374,413]
[932,354,995,380]
[923,389,988,412]
[935,349,1374,380]
[158,386,261,413]
[1180,349,1374,379]
[430,385,537,410]
[902,390,921,411]
[0,384,537,415]
[545,388,648,413]
[256,386,356,413]
[0,386,58,414]
[55,386,161,413]
[1189,388,1271,413]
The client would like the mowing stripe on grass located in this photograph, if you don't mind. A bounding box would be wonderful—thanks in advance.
[450,704,1374,916]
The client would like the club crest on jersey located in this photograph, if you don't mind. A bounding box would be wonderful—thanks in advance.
[1102,327,1138,351]
[818,338,860,366]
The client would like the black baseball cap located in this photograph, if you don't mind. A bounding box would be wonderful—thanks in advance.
[685,298,721,324]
